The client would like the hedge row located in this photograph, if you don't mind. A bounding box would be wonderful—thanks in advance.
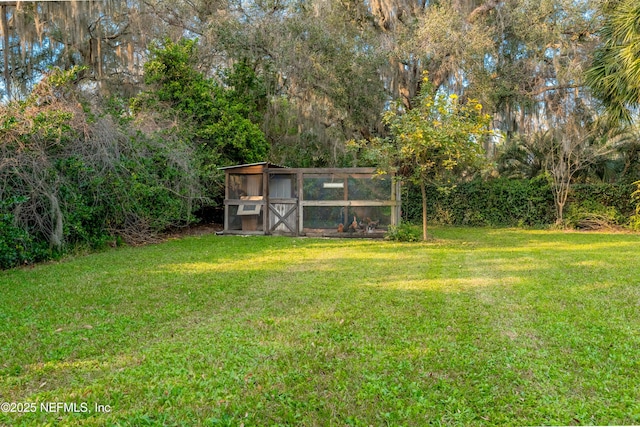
[401,177,636,228]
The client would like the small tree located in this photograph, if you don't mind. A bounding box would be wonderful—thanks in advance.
[385,74,492,240]
[537,102,618,224]
[542,129,588,224]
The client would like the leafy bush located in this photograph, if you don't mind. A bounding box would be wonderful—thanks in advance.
[401,177,637,230]
[140,38,269,167]
[630,180,640,231]
[568,183,635,230]
[402,176,555,227]
[1,65,205,256]
[55,156,111,248]
[570,183,635,218]
[0,197,34,269]
[385,222,422,242]
[565,200,623,230]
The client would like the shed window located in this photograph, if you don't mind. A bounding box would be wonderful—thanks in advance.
[229,174,263,198]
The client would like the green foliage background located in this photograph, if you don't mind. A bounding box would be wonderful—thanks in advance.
[139,39,269,167]
[401,177,635,228]
[0,197,41,269]
[0,41,273,269]
[2,27,640,268]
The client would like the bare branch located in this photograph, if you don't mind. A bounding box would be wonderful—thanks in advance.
[467,0,501,23]
[528,83,582,97]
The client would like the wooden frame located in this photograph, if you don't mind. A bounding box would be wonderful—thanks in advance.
[220,163,400,237]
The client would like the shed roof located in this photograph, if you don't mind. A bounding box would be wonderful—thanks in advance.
[218,162,288,171]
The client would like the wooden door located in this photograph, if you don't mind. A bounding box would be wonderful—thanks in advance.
[268,173,298,235]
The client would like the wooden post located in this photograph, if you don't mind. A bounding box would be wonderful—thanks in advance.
[263,169,269,235]
[223,171,229,232]
[395,178,402,226]
[297,170,304,235]
[391,176,397,226]
[343,175,348,226]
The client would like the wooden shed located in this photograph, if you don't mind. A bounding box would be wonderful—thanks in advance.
[220,162,400,237]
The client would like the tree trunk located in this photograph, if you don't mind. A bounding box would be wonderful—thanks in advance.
[553,177,570,224]
[1,5,10,99]
[557,201,565,224]
[421,180,427,240]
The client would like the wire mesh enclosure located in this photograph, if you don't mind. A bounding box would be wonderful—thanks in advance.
[220,163,400,237]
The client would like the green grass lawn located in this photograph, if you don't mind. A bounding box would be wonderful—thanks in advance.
[1,228,639,426]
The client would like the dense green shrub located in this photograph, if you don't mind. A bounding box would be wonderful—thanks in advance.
[401,177,636,229]
[630,181,640,231]
[0,198,31,269]
[54,139,200,248]
[570,183,635,218]
[565,200,623,229]
[402,176,556,227]
[0,197,51,269]
[385,223,423,242]
[140,38,269,167]
[56,156,111,248]
[564,183,633,229]
[0,45,275,268]
[1,66,205,265]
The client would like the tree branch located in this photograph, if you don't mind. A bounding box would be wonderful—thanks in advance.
[467,0,501,23]
[528,83,581,97]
